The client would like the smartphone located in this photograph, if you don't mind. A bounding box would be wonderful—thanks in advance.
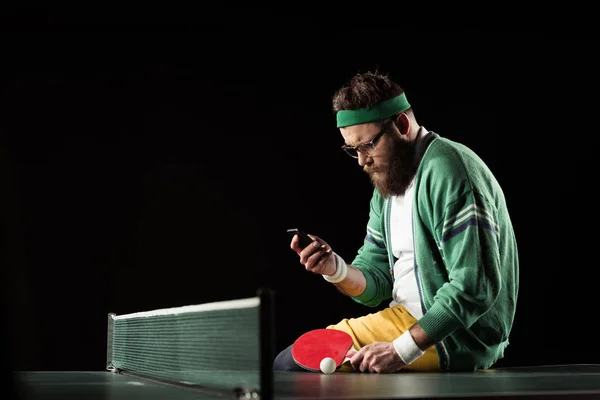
[286,228,315,250]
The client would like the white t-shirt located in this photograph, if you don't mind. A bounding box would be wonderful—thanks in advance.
[388,179,423,319]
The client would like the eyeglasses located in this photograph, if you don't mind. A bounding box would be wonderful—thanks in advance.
[341,119,393,159]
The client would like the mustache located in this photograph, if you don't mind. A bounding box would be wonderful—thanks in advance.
[364,166,382,174]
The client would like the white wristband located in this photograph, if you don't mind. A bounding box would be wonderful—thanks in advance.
[392,330,425,365]
[323,253,347,283]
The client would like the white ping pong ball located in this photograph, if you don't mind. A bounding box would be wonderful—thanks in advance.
[320,357,336,374]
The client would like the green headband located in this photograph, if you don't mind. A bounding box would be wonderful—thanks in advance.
[336,93,411,128]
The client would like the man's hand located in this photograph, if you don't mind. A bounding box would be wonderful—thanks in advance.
[289,232,367,297]
[290,234,336,276]
[350,342,406,373]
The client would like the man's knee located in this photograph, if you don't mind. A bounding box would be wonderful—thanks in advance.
[273,344,307,372]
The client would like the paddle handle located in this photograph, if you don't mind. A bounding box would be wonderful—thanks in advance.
[341,350,357,365]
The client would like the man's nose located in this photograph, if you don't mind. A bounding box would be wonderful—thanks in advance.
[358,152,369,167]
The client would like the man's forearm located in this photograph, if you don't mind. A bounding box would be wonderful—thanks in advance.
[408,323,436,351]
[331,264,367,297]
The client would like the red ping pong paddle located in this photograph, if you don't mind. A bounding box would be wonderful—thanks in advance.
[291,329,356,372]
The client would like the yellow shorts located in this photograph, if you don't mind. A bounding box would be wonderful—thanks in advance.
[327,305,441,372]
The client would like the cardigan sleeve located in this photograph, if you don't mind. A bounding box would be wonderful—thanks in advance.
[418,191,502,341]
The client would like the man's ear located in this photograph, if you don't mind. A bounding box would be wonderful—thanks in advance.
[395,113,410,135]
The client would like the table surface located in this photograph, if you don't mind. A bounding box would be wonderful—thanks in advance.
[13,364,600,400]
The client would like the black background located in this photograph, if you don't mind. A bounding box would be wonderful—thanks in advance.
[2,10,598,375]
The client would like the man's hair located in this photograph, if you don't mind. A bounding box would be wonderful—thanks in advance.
[332,70,406,113]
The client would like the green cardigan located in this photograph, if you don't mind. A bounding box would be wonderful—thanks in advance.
[351,132,519,371]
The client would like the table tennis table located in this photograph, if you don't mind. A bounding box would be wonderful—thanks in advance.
[13,292,600,399]
[14,364,600,399]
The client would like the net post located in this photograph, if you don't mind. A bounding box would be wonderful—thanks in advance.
[258,287,275,400]
[106,312,117,372]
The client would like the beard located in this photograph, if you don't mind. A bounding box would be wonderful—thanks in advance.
[365,137,418,198]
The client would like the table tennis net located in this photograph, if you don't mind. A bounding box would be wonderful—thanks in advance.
[106,294,272,397]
